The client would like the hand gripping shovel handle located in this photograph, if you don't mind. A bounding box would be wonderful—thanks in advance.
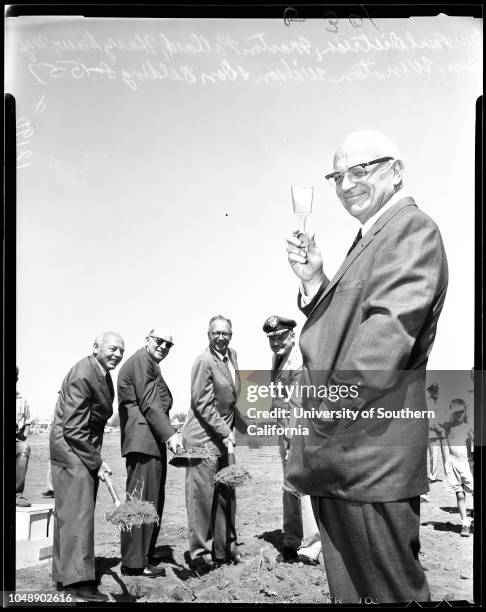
[104,474,121,507]
[227,440,236,466]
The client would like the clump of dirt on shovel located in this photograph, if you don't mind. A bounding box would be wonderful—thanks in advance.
[105,500,160,533]
[212,465,251,489]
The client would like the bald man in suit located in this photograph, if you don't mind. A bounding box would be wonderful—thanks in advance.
[183,315,241,571]
[118,328,183,577]
[50,332,125,602]
[285,130,448,603]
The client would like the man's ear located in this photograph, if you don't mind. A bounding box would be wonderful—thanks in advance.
[93,341,99,355]
[392,159,404,186]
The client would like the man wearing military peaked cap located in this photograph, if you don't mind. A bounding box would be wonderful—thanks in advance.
[263,315,297,336]
[262,315,322,566]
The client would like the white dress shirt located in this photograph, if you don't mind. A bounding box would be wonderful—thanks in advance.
[214,349,236,386]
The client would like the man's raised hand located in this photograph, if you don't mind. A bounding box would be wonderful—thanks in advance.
[286,230,324,283]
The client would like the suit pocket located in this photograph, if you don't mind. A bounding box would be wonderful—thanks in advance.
[334,279,363,293]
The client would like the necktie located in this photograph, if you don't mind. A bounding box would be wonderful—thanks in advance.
[271,355,284,382]
[346,228,362,256]
[222,356,234,384]
[105,372,114,400]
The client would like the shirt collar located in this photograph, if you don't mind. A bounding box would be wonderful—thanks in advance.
[213,348,229,362]
[361,188,409,236]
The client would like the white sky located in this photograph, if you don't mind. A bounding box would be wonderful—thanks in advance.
[7,16,482,418]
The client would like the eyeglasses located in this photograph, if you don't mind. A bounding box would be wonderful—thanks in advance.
[150,336,173,348]
[325,157,394,188]
[210,331,232,339]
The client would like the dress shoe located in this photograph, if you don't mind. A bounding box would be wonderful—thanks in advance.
[189,556,216,573]
[276,546,298,563]
[297,554,319,566]
[16,494,31,507]
[142,565,166,577]
[121,564,166,577]
[65,582,108,602]
[42,489,55,498]
[213,553,243,566]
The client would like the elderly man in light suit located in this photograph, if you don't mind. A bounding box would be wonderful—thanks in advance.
[183,315,241,571]
[50,332,125,602]
[285,130,448,603]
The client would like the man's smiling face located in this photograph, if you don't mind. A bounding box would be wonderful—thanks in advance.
[333,131,403,224]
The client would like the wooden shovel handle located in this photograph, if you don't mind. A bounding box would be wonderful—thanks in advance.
[227,441,236,466]
[103,474,121,507]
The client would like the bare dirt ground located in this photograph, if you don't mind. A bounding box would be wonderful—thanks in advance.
[15,433,474,604]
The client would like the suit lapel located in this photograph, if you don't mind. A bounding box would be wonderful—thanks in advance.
[229,348,240,397]
[210,347,234,388]
[146,351,173,410]
[308,198,417,315]
[88,355,113,407]
[159,371,173,405]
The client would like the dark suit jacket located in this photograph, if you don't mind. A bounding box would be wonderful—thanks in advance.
[286,197,448,502]
[118,347,174,458]
[183,346,240,456]
[50,355,114,472]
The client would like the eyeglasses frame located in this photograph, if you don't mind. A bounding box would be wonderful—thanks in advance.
[325,156,395,187]
[149,336,174,348]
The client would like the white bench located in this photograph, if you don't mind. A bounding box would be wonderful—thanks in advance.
[16,503,55,568]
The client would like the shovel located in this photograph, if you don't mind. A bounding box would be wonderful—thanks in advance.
[104,474,122,507]
[212,440,250,488]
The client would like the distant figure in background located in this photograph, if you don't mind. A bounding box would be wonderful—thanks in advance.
[50,332,124,602]
[262,315,321,566]
[438,399,474,537]
[425,383,442,483]
[183,315,241,571]
[118,328,183,578]
[43,414,55,498]
[16,366,32,507]
[467,368,474,470]
[42,459,54,498]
